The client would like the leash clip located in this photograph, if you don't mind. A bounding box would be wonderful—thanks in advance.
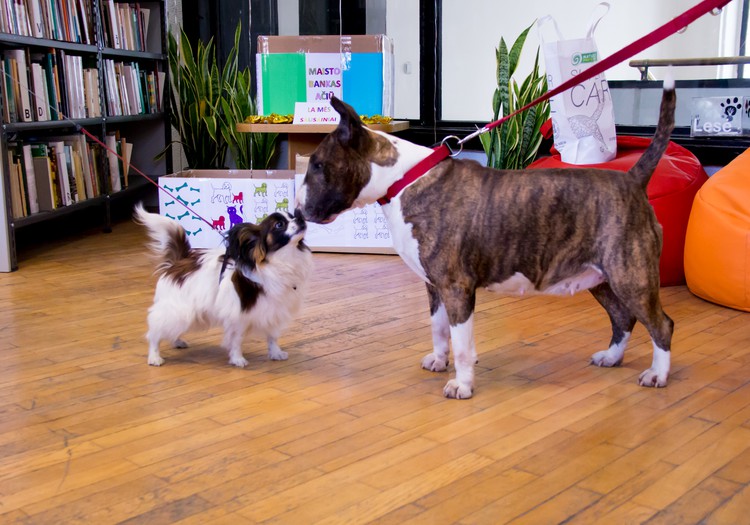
[441,135,463,157]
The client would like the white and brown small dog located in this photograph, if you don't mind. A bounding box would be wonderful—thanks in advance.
[134,204,313,367]
[296,82,677,399]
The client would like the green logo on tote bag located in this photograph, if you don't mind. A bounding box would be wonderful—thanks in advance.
[572,52,598,65]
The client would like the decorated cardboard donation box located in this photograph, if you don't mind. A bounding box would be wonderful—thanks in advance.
[294,156,394,254]
[158,170,295,249]
[256,35,394,117]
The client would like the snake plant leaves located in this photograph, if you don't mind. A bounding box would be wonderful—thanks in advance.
[157,22,277,169]
[482,22,550,171]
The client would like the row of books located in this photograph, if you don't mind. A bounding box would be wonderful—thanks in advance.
[101,1,151,52]
[0,0,95,45]
[6,133,133,219]
[2,47,98,122]
[1,48,162,123]
[102,58,163,117]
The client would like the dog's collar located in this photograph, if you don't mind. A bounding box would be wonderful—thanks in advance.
[376,144,451,205]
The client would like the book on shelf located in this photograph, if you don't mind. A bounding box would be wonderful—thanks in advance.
[82,67,100,118]
[6,143,36,218]
[31,144,60,211]
[3,49,33,123]
[104,133,121,192]
[20,143,39,214]
[43,50,60,120]
[104,0,121,49]
[0,60,13,123]
[76,0,93,45]
[30,61,49,121]
[48,140,73,205]
[7,150,26,218]
[28,0,45,38]
[121,137,132,188]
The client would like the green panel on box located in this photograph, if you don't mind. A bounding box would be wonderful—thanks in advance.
[260,54,306,115]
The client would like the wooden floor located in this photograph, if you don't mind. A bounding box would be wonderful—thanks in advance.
[1,220,749,524]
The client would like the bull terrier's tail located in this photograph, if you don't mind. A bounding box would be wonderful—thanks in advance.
[629,72,676,189]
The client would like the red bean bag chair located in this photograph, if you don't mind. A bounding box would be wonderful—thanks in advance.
[684,147,750,312]
[528,136,708,286]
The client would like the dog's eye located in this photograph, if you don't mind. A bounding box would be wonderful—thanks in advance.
[274,221,284,230]
[312,161,323,171]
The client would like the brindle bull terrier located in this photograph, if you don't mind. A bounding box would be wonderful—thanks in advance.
[296,80,676,399]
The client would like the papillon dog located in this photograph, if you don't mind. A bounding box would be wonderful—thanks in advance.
[134,204,313,367]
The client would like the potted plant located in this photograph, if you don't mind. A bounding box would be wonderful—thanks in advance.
[480,23,550,170]
[159,22,276,169]
[219,62,278,170]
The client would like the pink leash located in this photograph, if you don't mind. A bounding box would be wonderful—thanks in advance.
[377,0,733,205]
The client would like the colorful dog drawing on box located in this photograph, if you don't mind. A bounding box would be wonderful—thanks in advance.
[227,206,244,228]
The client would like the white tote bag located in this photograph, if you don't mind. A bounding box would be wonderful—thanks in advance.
[539,3,617,164]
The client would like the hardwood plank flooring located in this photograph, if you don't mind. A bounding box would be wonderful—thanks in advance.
[1,219,749,524]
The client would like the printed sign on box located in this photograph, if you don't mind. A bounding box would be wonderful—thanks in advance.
[294,172,394,254]
[158,170,295,249]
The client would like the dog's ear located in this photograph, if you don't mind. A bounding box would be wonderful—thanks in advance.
[252,232,267,267]
[331,96,367,149]
[223,223,263,271]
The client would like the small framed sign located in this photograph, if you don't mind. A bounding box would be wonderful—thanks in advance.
[691,96,749,137]
[292,102,341,125]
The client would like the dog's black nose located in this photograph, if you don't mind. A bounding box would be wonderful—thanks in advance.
[293,208,307,229]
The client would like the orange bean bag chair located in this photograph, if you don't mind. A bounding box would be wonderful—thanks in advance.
[529,136,708,286]
[684,147,750,312]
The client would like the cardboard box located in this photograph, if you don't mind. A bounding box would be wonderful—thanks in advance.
[256,35,394,117]
[158,170,295,249]
[294,156,395,254]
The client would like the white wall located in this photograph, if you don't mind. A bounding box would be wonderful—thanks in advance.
[386,0,420,119]
[278,0,300,36]
[268,1,743,122]
[441,0,735,121]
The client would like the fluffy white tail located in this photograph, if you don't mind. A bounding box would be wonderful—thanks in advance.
[133,203,191,266]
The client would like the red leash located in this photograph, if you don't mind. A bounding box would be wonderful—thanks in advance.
[377,0,732,205]
[75,124,214,228]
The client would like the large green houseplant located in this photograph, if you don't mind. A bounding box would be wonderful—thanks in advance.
[480,23,550,170]
[161,22,276,169]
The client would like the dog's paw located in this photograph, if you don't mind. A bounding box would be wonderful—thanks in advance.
[443,379,473,399]
[638,368,668,388]
[148,355,165,366]
[591,350,623,367]
[268,349,289,361]
[422,352,449,372]
[173,339,189,349]
[229,356,249,368]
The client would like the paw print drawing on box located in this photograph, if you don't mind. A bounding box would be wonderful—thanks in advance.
[721,97,742,122]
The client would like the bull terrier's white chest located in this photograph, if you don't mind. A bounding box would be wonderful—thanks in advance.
[381,198,429,282]
[486,267,605,296]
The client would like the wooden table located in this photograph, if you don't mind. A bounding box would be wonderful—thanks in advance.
[236,121,410,170]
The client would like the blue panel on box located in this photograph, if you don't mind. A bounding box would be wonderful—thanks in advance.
[342,53,383,116]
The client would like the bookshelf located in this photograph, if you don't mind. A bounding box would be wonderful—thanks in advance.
[0,0,169,271]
